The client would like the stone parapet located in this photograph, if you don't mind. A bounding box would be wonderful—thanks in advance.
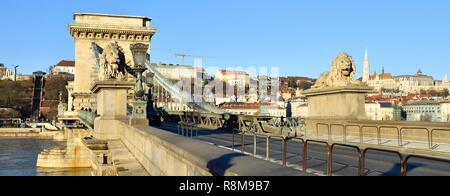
[117,120,312,176]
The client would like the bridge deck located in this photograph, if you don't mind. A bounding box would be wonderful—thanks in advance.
[159,123,450,176]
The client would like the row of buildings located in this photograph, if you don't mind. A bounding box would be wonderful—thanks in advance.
[151,62,315,108]
[362,49,450,93]
[151,61,450,122]
[0,63,33,81]
[0,60,75,81]
[45,53,449,123]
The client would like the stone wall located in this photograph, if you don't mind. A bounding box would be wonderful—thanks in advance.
[116,120,309,176]
[37,129,92,168]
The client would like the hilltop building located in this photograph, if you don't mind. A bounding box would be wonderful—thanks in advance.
[367,67,396,91]
[52,60,75,75]
[362,49,450,94]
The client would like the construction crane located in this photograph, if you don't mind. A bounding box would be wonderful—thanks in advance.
[174,52,204,65]
[151,48,213,66]
[175,52,217,66]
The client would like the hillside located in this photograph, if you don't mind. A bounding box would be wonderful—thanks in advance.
[0,79,34,118]
[41,74,74,121]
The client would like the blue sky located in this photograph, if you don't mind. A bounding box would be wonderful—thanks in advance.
[0,0,449,79]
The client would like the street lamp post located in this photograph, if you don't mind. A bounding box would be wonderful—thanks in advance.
[13,65,19,81]
[130,43,150,125]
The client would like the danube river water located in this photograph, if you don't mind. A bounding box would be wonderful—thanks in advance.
[0,138,92,176]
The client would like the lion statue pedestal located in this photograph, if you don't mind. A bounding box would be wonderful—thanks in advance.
[304,86,372,120]
[303,52,374,120]
[91,80,134,140]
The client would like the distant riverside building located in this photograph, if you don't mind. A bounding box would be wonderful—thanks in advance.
[52,60,75,75]
[0,64,16,81]
[402,100,441,122]
[362,49,449,93]
[0,64,8,78]
[256,75,274,97]
[215,70,250,89]
[153,63,204,81]
[0,64,33,81]
[215,70,250,102]
[365,102,394,120]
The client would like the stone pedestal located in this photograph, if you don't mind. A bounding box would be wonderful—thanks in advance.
[91,81,134,140]
[129,100,149,126]
[303,86,373,120]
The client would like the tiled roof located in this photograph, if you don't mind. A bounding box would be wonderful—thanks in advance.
[219,70,249,76]
[370,73,393,80]
[56,60,75,67]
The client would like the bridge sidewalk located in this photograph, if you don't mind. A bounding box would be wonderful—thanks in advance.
[108,140,150,176]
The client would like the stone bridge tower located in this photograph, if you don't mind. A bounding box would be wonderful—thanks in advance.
[69,13,156,111]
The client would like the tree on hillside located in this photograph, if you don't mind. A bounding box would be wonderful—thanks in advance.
[0,80,34,118]
[298,80,313,90]
[0,108,21,119]
[443,88,449,98]
[287,80,297,89]
[428,89,438,97]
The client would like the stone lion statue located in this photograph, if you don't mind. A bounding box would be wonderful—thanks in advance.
[99,42,127,81]
[312,52,363,89]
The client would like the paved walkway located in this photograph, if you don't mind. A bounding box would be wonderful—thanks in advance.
[108,140,149,176]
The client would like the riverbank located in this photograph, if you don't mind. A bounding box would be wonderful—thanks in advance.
[0,128,61,139]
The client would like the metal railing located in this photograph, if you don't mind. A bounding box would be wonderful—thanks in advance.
[231,127,450,176]
[312,122,450,151]
[175,119,450,176]
[329,143,363,176]
[431,129,450,150]
[399,127,431,149]
[177,122,198,138]
[361,148,404,176]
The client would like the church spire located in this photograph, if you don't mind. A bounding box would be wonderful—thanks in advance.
[362,48,370,82]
